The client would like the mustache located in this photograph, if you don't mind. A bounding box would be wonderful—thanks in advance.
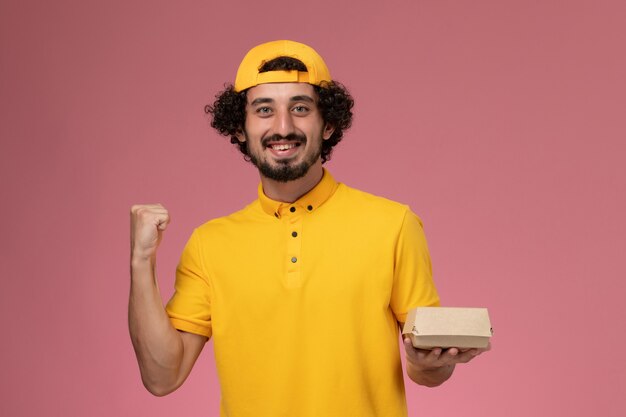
[262,133,307,148]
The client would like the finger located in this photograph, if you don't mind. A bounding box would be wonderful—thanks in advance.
[403,338,432,362]
[422,348,446,367]
[131,204,168,215]
[403,337,428,354]
[411,348,441,366]
[452,349,482,364]
[132,206,170,226]
[156,215,170,231]
[437,348,459,363]
[403,337,419,359]
[430,348,442,358]
[403,336,412,349]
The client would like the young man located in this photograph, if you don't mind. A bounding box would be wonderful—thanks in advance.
[129,40,487,417]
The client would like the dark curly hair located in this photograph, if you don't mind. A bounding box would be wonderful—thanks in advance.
[205,57,354,163]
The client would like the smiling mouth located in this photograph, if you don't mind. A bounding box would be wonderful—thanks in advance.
[262,134,307,152]
[268,143,300,151]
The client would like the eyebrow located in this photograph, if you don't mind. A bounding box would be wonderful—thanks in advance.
[249,95,316,106]
[250,97,274,106]
[290,95,315,103]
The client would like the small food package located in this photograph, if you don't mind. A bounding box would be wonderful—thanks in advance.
[402,307,493,349]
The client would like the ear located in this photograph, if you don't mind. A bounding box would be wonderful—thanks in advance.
[235,129,246,143]
[322,123,335,141]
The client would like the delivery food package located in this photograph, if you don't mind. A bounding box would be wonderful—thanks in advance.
[402,307,493,349]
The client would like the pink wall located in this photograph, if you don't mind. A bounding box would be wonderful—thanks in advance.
[1,1,625,416]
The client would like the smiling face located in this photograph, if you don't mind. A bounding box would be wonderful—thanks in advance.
[239,83,334,183]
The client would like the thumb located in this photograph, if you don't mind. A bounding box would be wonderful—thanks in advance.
[155,215,170,231]
[403,336,413,348]
[157,219,169,231]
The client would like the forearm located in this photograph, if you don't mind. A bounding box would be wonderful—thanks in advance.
[128,258,184,396]
[406,361,455,388]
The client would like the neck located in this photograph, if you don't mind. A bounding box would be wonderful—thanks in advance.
[260,161,324,203]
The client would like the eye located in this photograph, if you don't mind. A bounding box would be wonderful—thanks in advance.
[292,105,310,114]
[255,106,272,116]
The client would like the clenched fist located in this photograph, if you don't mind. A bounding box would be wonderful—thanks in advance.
[130,204,170,262]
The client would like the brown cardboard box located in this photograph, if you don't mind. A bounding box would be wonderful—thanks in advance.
[402,307,492,349]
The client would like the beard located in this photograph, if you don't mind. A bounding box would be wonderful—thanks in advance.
[246,131,322,183]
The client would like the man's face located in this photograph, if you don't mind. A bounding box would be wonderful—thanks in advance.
[240,83,334,182]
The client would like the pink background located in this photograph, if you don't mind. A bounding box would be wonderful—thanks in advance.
[1,0,625,416]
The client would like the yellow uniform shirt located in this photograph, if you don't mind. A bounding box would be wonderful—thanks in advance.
[166,170,440,417]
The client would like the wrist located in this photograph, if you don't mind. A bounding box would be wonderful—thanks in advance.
[131,244,156,260]
[131,253,156,270]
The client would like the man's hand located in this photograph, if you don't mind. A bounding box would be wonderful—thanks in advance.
[402,336,490,387]
[130,204,170,262]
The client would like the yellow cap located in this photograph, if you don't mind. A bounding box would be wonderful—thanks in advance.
[234,40,331,92]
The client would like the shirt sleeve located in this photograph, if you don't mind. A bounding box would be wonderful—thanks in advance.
[390,209,441,324]
[165,229,213,338]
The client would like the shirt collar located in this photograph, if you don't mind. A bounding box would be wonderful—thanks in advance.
[258,169,339,218]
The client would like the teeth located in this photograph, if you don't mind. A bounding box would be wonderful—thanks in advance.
[271,143,297,151]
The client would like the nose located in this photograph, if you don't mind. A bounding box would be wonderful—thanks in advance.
[273,108,296,137]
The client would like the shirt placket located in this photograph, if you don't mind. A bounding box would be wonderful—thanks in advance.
[283,204,303,288]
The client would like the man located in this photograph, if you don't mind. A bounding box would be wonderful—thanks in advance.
[129,40,487,417]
